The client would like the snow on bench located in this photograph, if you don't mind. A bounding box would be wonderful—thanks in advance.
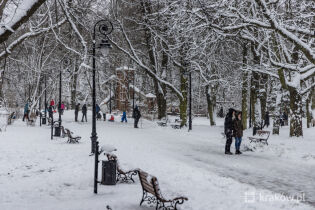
[248,130,270,145]
[137,169,188,210]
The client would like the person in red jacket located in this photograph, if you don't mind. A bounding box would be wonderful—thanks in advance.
[50,99,55,109]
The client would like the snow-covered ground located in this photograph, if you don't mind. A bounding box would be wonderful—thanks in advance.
[0,110,314,210]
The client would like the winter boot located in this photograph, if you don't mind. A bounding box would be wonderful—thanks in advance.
[235,150,242,155]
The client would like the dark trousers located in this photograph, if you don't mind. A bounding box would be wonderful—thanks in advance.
[82,113,87,122]
[75,112,78,122]
[134,118,139,128]
[23,113,29,121]
[225,132,233,152]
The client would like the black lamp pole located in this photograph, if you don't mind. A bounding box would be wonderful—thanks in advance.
[44,74,47,122]
[109,82,112,114]
[39,79,42,127]
[188,71,192,131]
[58,66,62,129]
[133,72,135,111]
[91,20,113,194]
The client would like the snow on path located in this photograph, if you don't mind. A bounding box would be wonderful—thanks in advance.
[0,110,314,210]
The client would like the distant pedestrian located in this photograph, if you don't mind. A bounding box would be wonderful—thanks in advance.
[234,112,243,155]
[50,99,55,109]
[48,105,53,119]
[121,111,127,123]
[75,103,80,122]
[23,102,29,121]
[224,108,235,155]
[60,102,65,115]
[133,106,141,128]
[101,104,108,121]
[96,104,101,120]
[82,104,87,122]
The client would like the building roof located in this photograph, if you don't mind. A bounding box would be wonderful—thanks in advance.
[116,66,136,71]
[145,93,156,98]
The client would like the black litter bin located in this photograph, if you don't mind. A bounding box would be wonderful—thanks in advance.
[54,126,61,137]
[42,117,46,124]
[101,160,117,185]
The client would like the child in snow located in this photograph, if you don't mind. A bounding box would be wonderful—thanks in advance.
[121,111,127,123]
[108,115,114,122]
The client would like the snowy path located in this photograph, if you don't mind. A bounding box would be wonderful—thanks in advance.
[0,111,314,210]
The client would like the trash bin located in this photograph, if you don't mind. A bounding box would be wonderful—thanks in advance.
[42,117,46,124]
[54,126,61,137]
[272,126,279,135]
[101,160,117,185]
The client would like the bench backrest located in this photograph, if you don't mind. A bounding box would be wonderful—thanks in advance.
[257,130,270,138]
[65,128,72,138]
[138,170,159,197]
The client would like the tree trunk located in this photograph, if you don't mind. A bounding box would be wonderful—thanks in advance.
[71,58,79,109]
[206,85,215,126]
[288,87,303,137]
[179,73,187,127]
[154,81,167,119]
[241,43,248,129]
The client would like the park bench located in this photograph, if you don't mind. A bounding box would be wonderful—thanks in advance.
[157,118,168,127]
[171,119,187,129]
[137,169,188,210]
[60,126,66,138]
[106,153,138,183]
[64,128,81,143]
[7,112,15,125]
[248,130,270,145]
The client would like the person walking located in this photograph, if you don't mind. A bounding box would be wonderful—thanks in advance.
[224,108,235,155]
[264,111,270,128]
[48,105,53,119]
[121,111,127,123]
[82,104,87,122]
[23,102,29,121]
[60,102,65,115]
[50,99,55,109]
[133,106,141,128]
[96,104,101,120]
[75,103,80,122]
[234,112,243,154]
[101,103,108,121]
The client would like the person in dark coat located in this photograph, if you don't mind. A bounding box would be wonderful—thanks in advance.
[234,112,243,154]
[264,111,270,128]
[48,105,53,119]
[96,104,101,120]
[82,104,87,122]
[23,102,29,121]
[75,103,80,122]
[224,108,235,155]
[133,106,141,128]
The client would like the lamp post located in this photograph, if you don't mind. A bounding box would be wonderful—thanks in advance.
[54,58,70,136]
[188,71,192,131]
[91,19,113,194]
[109,82,112,114]
[43,74,47,124]
[133,72,135,112]
[39,79,42,127]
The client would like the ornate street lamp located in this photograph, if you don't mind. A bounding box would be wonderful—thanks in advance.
[54,58,70,136]
[91,19,113,194]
